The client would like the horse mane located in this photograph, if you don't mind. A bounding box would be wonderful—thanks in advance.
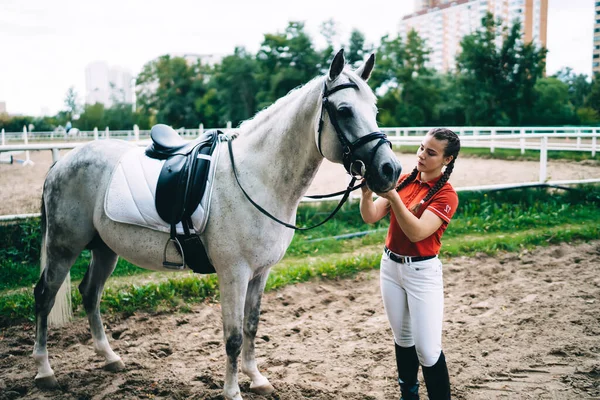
[236,75,324,137]
[234,68,376,139]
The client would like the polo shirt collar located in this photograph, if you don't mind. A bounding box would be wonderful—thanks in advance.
[415,172,442,188]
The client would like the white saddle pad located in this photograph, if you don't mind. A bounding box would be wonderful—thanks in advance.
[105,143,221,235]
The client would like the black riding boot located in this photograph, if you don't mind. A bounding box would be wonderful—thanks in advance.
[422,351,451,400]
[395,343,420,400]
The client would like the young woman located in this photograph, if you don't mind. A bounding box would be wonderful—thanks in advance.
[360,128,460,400]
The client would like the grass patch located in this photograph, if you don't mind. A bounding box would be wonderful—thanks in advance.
[2,186,599,292]
[1,221,598,327]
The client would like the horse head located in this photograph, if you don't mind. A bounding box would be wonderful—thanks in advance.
[316,49,402,193]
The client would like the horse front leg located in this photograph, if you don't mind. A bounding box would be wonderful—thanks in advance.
[241,271,274,395]
[219,267,251,400]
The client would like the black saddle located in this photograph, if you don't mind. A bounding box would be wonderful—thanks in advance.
[145,124,222,274]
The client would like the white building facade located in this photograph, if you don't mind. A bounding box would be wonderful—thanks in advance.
[85,62,133,107]
[401,0,548,72]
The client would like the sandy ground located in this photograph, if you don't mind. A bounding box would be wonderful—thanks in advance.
[1,241,599,399]
[1,149,599,215]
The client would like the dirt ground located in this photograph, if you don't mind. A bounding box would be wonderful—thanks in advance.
[1,241,599,399]
[1,148,599,215]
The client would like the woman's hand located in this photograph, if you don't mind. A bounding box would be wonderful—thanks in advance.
[377,189,400,204]
[360,180,373,197]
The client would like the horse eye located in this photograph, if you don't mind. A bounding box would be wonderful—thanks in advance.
[337,106,353,118]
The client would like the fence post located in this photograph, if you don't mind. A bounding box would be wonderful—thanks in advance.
[576,127,581,149]
[226,121,232,131]
[520,128,525,154]
[134,124,139,141]
[403,129,408,136]
[22,126,34,166]
[199,123,204,135]
[539,135,548,183]
[51,148,60,163]
[490,128,496,154]
[1,128,4,146]
[592,128,597,158]
[105,127,110,139]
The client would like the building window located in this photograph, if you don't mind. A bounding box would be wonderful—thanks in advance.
[594,62,600,67]
[596,1,600,5]
[596,28,600,33]
[595,54,600,59]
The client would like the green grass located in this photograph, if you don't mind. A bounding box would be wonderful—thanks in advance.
[1,185,599,325]
[1,186,599,293]
[1,221,597,326]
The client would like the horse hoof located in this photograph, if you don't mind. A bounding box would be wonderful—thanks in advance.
[104,359,125,372]
[35,375,59,390]
[249,382,275,395]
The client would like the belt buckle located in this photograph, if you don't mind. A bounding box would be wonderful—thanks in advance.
[402,256,411,264]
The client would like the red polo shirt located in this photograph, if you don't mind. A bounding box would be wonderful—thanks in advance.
[385,172,458,257]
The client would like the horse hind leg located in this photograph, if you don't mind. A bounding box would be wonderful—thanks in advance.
[78,240,124,372]
[241,271,274,395]
[33,241,80,389]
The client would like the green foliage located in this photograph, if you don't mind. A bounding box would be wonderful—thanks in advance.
[457,14,547,126]
[1,17,595,131]
[530,78,578,125]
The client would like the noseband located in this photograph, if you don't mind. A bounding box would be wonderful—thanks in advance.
[316,80,391,179]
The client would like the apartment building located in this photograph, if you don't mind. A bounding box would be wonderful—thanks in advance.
[85,62,133,107]
[594,1,600,74]
[401,0,548,72]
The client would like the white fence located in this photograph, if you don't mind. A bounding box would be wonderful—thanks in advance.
[1,126,599,217]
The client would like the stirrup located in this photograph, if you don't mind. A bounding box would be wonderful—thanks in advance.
[162,237,185,269]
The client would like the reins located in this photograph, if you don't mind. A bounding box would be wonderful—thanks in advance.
[227,78,390,231]
[228,140,359,231]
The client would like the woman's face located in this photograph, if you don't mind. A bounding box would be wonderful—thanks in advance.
[416,134,453,174]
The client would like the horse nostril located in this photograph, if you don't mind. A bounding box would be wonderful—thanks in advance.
[382,162,394,179]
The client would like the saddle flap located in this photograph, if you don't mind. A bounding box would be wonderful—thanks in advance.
[156,154,189,224]
[154,130,222,227]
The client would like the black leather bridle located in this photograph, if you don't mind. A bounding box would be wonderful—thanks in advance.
[228,78,391,231]
[316,80,391,179]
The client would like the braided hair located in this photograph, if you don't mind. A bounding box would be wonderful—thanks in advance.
[395,128,461,213]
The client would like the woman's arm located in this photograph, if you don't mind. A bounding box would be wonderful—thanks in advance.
[359,185,391,224]
[380,190,444,243]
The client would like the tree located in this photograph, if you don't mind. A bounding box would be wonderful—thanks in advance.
[63,86,81,121]
[529,78,577,125]
[371,30,441,126]
[346,29,370,68]
[457,14,547,126]
[555,68,592,109]
[211,47,259,127]
[256,22,320,108]
[135,55,219,128]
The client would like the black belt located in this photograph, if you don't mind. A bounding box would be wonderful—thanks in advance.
[384,246,436,264]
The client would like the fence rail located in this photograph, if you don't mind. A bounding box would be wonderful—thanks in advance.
[1,126,599,222]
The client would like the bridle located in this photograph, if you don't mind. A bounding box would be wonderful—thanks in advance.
[316,79,391,179]
[227,78,391,231]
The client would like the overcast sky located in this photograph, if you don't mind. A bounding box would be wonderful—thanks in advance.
[0,0,594,117]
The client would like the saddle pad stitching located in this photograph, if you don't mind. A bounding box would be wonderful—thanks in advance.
[121,161,154,226]
[140,151,159,198]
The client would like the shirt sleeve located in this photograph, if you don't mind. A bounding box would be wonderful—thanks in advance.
[426,186,458,224]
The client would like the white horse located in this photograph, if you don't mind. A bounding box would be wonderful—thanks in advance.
[33,50,402,400]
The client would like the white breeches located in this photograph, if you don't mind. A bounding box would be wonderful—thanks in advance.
[380,251,445,367]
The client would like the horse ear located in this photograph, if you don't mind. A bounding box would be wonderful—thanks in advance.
[329,49,345,81]
[356,53,375,81]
